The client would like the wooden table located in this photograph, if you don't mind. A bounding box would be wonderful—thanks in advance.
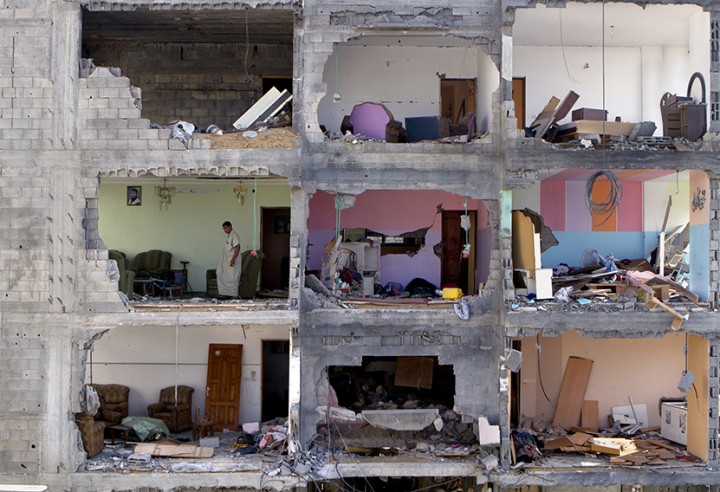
[107,424,132,444]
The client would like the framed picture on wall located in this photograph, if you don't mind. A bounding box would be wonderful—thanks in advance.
[127,186,142,206]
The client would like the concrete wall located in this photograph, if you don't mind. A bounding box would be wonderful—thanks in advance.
[317,41,498,135]
[520,331,687,428]
[99,180,291,292]
[88,323,291,425]
[84,42,293,129]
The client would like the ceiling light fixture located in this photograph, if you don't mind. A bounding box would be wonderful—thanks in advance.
[155,179,176,210]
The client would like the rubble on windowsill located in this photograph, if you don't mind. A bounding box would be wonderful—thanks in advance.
[128,294,289,311]
[508,295,708,314]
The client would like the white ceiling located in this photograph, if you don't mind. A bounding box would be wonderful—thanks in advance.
[513,3,704,48]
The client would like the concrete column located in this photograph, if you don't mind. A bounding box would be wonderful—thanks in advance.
[51,1,81,150]
[708,339,719,468]
[710,13,720,132]
[289,186,309,310]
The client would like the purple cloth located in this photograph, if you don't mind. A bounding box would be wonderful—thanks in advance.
[348,102,393,140]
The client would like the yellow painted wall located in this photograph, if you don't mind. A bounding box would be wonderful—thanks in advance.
[687,334,709,460]
[98,180,291,291]
[520,331,686,427]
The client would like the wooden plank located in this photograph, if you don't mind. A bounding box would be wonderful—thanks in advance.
[581,400,599,431]
[552,356,593,430]
[590,437,637,456]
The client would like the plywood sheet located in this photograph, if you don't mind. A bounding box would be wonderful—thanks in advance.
[395,356,434,389]
[512,211,536,271]
[552,356,593,430]
[688,334,709,461]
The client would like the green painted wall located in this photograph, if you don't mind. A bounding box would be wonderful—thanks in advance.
[99,181,291,292]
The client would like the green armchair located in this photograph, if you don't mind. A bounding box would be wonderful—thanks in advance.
[130,250,172,280]
[206,249,265,298]
[108,250,135,296]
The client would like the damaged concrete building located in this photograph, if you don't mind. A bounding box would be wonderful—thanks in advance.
[2,0,720,490]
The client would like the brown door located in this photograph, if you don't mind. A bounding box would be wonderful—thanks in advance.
[205,344,242,431]
[261,207,291,290]
[512,77,526,129]
[441,210,477,294]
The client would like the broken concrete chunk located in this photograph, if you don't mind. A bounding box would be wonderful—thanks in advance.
[481,454,499,472]
[316,405,358,421]
[433,416,444,432]
[199,437,219,448]
[361,409,439,431]
[478,416,500,446]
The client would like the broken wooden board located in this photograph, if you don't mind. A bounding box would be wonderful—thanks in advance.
[133,443,214,458]
[590,437,637,456]
[556,120,636,137]
[552,356,593,430]
[646,296,687,330]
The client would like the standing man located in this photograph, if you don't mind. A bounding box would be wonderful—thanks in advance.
[217,221,241,297]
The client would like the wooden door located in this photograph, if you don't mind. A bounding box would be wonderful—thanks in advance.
[261,207,291,290]
[205,344,242,431]
[512,77,526,129]
[441,210,477,294]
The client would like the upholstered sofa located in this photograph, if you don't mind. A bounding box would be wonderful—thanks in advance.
[129,250,172,280]
[147,385,194,433]
[75,412,105,457]
[93,383,130,425]
[206,250,265,298]
[108,250,135,296]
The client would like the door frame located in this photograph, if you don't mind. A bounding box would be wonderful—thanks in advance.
[261,339,290,422]
[440,210,477,294]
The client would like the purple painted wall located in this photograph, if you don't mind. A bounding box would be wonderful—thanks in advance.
[307,190,492,288]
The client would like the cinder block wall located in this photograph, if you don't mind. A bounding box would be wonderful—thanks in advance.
[83,42,293,130]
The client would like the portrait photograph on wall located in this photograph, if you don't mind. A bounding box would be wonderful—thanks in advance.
[127,186,142,206]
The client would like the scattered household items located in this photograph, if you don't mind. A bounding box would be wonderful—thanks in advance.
[170,121,195,147]
[122,416,171,442]
[206,250,265,298]
[108,250,135,296]
[529,90,657,145]
[147,385,195,433]
[233,87,292,131]
[661,72,707,141]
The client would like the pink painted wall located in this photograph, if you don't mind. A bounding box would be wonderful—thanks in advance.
[308,190,492,288]
[543,178,643,232]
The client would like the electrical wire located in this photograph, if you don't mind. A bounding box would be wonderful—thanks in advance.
[558,10,581,84]
[252,177,258,251]
[585,170,623,227]
[536,334,551,403]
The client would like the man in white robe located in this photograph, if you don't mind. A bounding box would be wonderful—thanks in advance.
[217,221,241,297]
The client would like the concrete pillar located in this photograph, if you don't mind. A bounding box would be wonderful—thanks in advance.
[289,186,309,310]
[51,1,81,150]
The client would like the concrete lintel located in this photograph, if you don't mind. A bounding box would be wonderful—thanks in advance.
[506,146,720,175]
[65,471,302,491]
[90,310,298,327]
[505,311,720,338]
[317,460,484,480]
[82,148,300,178]
[492,467,715,487]
[362,408,439,430]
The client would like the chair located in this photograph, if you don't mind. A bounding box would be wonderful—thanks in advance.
[108,250,135,296]
[129,250,172,281]
[147,385,194,433]
[75,413,105,457]
[206,250,265,298]
[92,384,130,425]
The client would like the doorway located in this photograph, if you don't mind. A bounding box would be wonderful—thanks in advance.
[262,340,290,422]
[440,79,476,135]
[440,210,477,294]
[262,76,293,95]
[205,344,243,431]
[512,77,526,129]
[261,207,291,291]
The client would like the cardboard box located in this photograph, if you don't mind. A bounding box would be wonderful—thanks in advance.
[661,401,687,445]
